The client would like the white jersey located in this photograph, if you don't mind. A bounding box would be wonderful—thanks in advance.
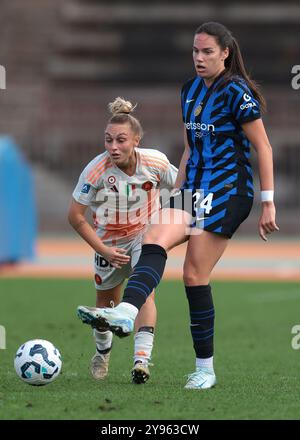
[73,148,178,242]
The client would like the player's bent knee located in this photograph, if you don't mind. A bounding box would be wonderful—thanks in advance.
[183,269,209,286]
[142,232,163,246]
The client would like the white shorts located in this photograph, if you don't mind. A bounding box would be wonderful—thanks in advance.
[93,233,143,290]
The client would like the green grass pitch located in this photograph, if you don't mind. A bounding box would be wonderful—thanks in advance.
[0,278,299,420]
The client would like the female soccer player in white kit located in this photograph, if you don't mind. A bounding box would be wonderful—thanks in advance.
[69,97,177,384]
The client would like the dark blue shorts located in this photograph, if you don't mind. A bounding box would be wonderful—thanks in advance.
[164,189,253,239]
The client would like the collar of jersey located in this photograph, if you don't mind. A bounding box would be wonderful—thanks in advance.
[202,68,226,91]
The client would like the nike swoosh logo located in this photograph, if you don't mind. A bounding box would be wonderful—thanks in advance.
[196,217,208,221]
[190,323,199,327]
[186,99,194,103]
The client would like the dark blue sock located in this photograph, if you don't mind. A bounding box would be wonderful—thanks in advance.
[185,284,215,359]
[123,244,167,310]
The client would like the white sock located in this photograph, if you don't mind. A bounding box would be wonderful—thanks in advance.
[116,302,139,320]
[196,356,214,372]
[134,331,154,365]
[94,329,113,352]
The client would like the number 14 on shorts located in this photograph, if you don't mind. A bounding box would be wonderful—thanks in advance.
[193,192,214,220]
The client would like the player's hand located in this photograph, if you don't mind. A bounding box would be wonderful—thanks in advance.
[101,246,130,269]
[258,201,279,241]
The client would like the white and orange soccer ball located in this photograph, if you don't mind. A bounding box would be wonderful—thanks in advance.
[14,339,62,386]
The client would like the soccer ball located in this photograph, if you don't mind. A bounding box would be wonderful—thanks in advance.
[14,339,62,386]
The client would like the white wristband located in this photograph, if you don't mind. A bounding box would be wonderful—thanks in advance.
[261,190,274,202]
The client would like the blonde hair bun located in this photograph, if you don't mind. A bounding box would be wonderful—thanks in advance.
[108,97,137,115]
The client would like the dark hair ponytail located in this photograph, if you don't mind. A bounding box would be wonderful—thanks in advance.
[195,22,266,112]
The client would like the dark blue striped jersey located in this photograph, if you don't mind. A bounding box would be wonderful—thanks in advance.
[181,73,261,197]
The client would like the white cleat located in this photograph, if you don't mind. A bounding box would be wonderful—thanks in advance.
[184,367,217,390]
[77,305,134,338]
[90,351,111,380]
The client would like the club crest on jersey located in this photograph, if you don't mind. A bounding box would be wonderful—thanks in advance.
[142,181,153,191]
[194,104,202,117]
[107,175,116,185]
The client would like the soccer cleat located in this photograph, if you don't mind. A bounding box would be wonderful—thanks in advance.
[131,362,150,384]
[77,305,134,337]
[184,367,217,390]
[90,351,111,380]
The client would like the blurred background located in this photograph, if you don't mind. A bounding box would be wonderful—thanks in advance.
[0,0,299,277]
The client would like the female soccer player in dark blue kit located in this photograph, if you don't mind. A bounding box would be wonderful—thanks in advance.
[78,22,279,389]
